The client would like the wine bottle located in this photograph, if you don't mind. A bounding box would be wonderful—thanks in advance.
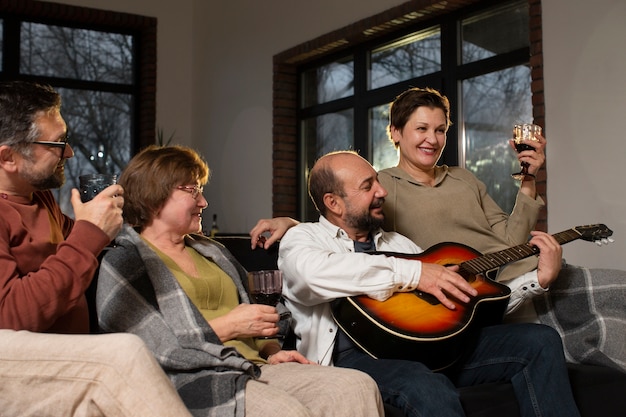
[210,214,219,237]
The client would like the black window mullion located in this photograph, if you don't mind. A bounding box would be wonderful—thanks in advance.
[2,17,20,76]
[353,48,369,159]
[440,19,460,167]
[299,96,355,119]
[457,48,530,80]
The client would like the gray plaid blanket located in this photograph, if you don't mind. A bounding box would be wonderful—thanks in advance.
[96,225,260,417]
[533,262,626,372]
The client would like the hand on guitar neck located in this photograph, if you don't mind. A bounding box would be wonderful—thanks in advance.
[528,230,563,289]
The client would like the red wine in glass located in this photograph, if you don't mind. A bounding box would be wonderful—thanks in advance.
[248,270,284,339]
[514,142,535,153]
[511,123,541,181]
[248,270,283,306]
[251,292,282,306]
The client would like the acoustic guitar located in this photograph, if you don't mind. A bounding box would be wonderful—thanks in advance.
[331,224,613,371]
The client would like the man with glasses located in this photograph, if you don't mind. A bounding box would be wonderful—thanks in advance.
[0,80,121,333]
[0,81,193,416]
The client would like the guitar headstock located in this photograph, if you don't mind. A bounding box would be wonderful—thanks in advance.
[574,224,614,246]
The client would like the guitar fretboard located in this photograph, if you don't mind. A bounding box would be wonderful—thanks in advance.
[461,229,582,275]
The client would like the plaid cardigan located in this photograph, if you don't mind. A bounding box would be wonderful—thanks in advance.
[96,225,261,417]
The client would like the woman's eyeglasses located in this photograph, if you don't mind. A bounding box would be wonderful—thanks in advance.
[176,185,204,199]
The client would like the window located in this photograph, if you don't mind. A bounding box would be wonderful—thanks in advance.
[0,3,156,214]
[273,0,545,227]
[460,2,533,213]
[369,27,441,90]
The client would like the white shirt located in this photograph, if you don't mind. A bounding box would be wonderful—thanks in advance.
[278,216,423,365]
[501,270,547,323]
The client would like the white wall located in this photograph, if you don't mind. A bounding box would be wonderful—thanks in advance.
[47,0,626,270]
[190,0,408,232]
[542,0,626,269]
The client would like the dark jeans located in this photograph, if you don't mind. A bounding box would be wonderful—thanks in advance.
[334,323,580,417]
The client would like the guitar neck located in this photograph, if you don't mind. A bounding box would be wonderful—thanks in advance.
[461,228,582,275]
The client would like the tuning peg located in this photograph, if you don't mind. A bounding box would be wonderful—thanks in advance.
[597,238,615,246]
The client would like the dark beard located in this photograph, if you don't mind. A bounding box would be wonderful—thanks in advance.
[345,199,385,234]
[33,174,64,190]
[29,169,65,190]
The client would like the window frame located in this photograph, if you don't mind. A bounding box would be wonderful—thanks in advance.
[0,1,157,153]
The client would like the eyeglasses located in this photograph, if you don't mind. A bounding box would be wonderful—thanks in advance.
[176,185,204,199]
[32,136,69,151]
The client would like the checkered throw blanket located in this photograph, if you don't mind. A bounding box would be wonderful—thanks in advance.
[533,262,626,372]
[97,225,260,417]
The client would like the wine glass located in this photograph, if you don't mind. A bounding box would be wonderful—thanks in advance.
[79,173,117,202]
[511,123,542,181]
[247,270,286,339]
[248,270,283,306]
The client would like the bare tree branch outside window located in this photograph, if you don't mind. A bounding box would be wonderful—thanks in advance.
[20,22,133,215]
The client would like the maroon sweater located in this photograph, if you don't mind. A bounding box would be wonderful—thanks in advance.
[0,190,109,333]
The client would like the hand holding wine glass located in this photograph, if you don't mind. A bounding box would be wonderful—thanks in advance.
[511,123,542,181]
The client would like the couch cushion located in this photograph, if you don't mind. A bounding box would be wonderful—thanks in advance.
[212,235,279,271]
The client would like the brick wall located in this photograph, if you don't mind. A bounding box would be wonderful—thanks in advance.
[529,0,547,231]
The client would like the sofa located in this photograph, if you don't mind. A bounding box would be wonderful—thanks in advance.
[213,235,626,417]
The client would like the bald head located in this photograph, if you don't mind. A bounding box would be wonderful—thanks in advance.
[315,152,375,182]
[308,151,387,238]
[309,151,370,216]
